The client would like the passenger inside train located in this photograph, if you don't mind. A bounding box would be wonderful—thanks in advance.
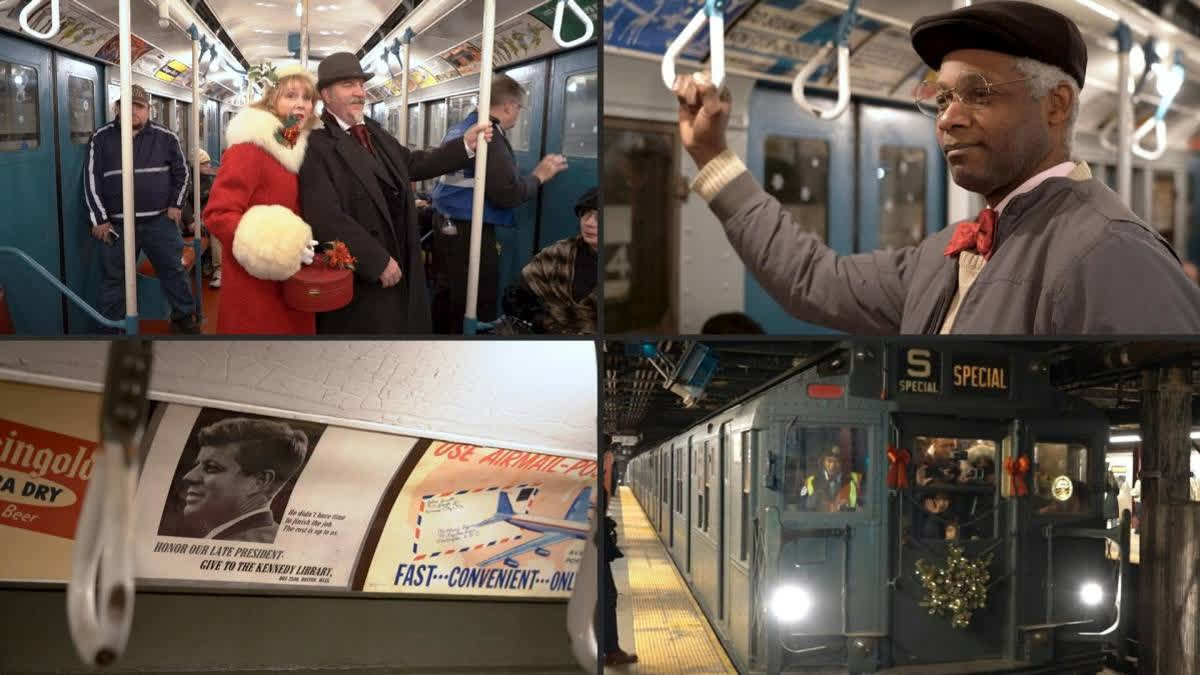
[0,0,599,337]
[605,0,1200,335]
[784,423,866,513]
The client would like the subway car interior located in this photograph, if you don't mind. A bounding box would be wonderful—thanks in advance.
[0,339,599,673]
[0,0,597,335]
[605,339,1200,674]
[602,0,1200,334]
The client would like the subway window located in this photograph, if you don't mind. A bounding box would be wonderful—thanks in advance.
[67,75,95,144]
[912,436,997,541]
[0,60,40,151]
[763,136,828,243]
[561,71,597,158]
[408,104,422,149]
[1033,441,1090,515]
[446,93,477,130]
[783,421,867,513]
[507,78,535,153]
[878,145,926,250]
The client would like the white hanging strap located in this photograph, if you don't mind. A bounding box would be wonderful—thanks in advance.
[661,0,726,90]
[1130,116,1166,160]
[19,0,62,40]
[552,0,594,49]
[67,341,153,667]
[792,0,859,120]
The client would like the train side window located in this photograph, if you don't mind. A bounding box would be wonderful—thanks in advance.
[428,100,447,147]
[408,104,422,149]
[506,78,535,153]
[0,60,40,151]
[878,145,926,250]
[675,449,683,515]
[912,436,997,540]
[783,422,867,513]
[447,93,477,130]
[740,430,752,561]
[561,72,597,158]
[763,136,828,242]
[150,97,165,123]
[68,75,95,144]
[1033,441,1089,515]
[1152,170,1176,241]
[175,102,189,157]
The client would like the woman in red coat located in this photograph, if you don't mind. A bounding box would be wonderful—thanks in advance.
[204,64,321,334]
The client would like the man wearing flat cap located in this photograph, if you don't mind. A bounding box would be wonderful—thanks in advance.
[673,0,1200,334]
[299,52,492,334]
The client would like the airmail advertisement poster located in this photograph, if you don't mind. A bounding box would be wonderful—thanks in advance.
[133,405,417,590]
[0,381,103,582]
[361,441,597,598]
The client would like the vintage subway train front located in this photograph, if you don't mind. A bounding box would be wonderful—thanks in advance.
[627,343,1129,674]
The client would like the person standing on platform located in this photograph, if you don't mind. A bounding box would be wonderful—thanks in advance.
[430,73,568,333]
[602,449,638,667]
[299,52,492,334]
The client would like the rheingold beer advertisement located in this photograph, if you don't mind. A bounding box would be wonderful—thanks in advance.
[361,441,597,598]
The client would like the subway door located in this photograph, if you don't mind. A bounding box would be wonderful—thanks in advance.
[0,35,61,334]
[744,86,853,334]
[56,52,105,333]
[538,48,597,249]
[856,104,946,254]
[495,61,546,303]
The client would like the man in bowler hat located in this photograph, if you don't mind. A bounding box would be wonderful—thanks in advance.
[673,0,1200,334]
[298,52,492,334]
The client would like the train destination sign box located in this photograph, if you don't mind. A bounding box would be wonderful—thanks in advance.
[892,347,1012,399]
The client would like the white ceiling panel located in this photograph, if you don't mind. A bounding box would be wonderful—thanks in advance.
[203,0,396,68]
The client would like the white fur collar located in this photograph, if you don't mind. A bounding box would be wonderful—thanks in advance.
[224,106,323,174]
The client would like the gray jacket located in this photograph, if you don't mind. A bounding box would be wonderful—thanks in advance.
[708,166,1200,334]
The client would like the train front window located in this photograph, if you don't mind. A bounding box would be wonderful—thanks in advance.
[561,72,597,158]
[782,423,867,513]
[1033,441,1089,515]
[763,136,828,243]
[912,436,997,540]
[0,60,40,151]
[878,145,926,250]
[68,76,95,144]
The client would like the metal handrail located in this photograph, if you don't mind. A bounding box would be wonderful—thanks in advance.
[792,0,859,120]
[661,0,726,90]
[552,0,594,49]
[0,247,126,332]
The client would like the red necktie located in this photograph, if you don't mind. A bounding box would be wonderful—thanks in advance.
[943,208,998,260]
[350,123,376,156]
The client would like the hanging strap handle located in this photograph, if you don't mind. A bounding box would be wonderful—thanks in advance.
[792,0,859,120]
[67,340,153,666]
[552,0,594,49]
[661,0,726,90]
[19,0,62,40]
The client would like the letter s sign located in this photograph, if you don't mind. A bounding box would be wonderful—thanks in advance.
[906,349,932,378]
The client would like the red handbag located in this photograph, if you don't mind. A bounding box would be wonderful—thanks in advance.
[283,253,353,312]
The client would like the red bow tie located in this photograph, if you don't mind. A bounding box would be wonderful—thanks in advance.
[944,208,998,260]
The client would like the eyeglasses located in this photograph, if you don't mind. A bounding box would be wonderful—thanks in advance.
[914,72,1034,118]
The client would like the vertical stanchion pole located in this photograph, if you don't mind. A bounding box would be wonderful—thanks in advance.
[1115,22,1133,207]
[191,30,203,326]
[463,0,494,334]
[300,0,310,70]
[400,37,410,146]
[119,0,138,334]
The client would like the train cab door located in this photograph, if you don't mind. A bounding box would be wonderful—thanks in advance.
[56,53,104,333]
[0,34,61,334]
[744,87,853,334]
[767,416,884,672]
[1015,416,1111,657]
[495,61,545,302]
[538,48,596,250]
[856,104,946,254]
[888,415,1011,667]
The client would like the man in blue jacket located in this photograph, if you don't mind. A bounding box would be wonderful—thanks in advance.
[85,84,197,333]
[430,73,567,333]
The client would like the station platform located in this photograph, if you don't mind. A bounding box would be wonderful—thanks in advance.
[607,486,737,674]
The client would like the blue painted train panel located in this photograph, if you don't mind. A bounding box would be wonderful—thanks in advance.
[539,47,598,249]
[496,59,547,306]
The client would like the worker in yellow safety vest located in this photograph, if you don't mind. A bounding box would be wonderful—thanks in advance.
[803,447,861,512]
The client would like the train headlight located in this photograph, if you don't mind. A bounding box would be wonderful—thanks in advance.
[770,584,811,623]
[1080,581,1103,607]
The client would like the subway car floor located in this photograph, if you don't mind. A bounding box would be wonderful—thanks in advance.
[608,486,736,674]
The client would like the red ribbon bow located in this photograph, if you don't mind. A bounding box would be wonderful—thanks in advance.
[944,207,998,260]
[1004,455,1030,497]
[886,446,911,489]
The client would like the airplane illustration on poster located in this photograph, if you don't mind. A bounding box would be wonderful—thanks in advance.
[475,487,591,568]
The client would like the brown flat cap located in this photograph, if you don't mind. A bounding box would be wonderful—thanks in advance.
[130,84,149,106]
[317,52,373,91]
[910,0,1087,90]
